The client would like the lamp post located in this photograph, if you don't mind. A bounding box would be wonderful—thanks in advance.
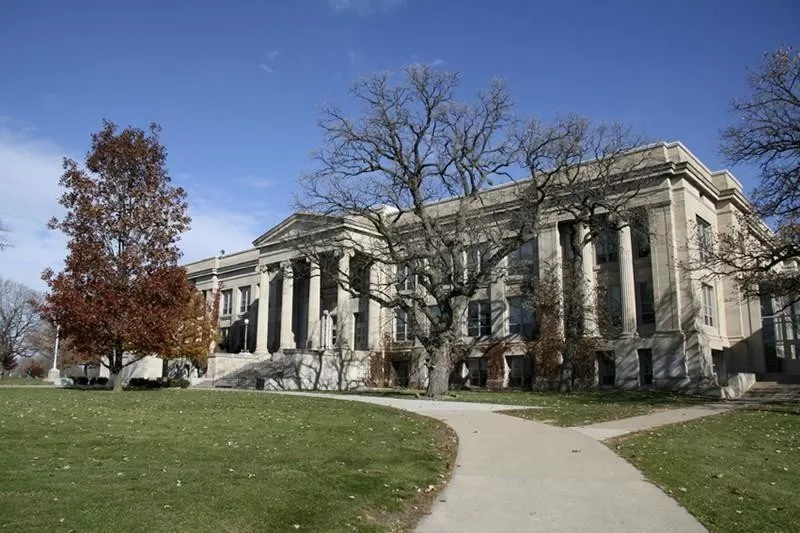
[46,324,61,383]
[243,318,250,353]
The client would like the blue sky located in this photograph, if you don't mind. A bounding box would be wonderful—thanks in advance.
[0,0,798,289]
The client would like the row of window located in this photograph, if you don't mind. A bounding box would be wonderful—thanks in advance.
[395,280,665,343]
[395,240,539,291]
[396,227,651,294]
[394,297,537,342]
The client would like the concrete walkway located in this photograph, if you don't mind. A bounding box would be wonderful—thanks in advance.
[571,403,738,441]
[276,392,705,533]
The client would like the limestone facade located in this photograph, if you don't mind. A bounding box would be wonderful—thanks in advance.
[184,142,800,390]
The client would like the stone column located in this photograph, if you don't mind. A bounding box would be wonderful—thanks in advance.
[368,262,382,350]
[337,251,352,348]
[280,261,295,350]
[619,225,638,336]
[490,260,507,337]
[255,266,271,354]
[538,223,564,335]
[580,223,598,336]
[307,260,321,350]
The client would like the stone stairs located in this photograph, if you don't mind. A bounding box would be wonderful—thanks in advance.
[744,381,800,403]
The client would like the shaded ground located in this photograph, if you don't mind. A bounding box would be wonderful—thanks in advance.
[612,402,800,533]
[345,389,709,427]
[0,388,455,533]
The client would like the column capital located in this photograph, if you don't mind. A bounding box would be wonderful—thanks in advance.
[259,262,280,275]
[336,248,355,260]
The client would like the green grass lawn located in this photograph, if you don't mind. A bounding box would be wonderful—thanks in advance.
[0,376,50,386]
[346,388,709,427]
[612,403,800,533]
[0,389,456,533]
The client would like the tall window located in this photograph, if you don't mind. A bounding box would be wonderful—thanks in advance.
[239,286,251,314]
[394,308,411,342]
[507,297,535,338]
[638,349,653,386]
[507,239,537,273]
[467,300,492,337]
[637,281,655,325]
[696,216,713,262]
[354,312,369,350]
[601,284,623,333]
[701,283,716,327]
[633,223,651,259]
[595,229,619,264]
[468,358,487,387]
[221,290,233,316]
[605,285,622,317]
[507,356,533,388]
[396,264,416,292]
[465,244,488,279]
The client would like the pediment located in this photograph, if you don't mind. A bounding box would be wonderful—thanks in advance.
[252,212,344,248]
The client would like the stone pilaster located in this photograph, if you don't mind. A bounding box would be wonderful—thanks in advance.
[255,265,273,354]
[537,223,564,335]
[619,225,638,336]
[490,260,507,337]
[580,223,598,336]
[337,251,352,348]
[307,260,321,350]
[368,262,382,350]
[280,261,295,350]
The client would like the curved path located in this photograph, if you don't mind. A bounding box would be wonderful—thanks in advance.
[276,393,705,533]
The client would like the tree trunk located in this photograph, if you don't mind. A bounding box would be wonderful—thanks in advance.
[112,371,124,392]
[560,224,586,393]
[110,343,124,393]
[425,343,450,398]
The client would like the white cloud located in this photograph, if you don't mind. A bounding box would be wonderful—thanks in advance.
[0,122,285,291]
[0,126,69,291]
[329,0,406,15]
[264,49,279,61]
[179,205,264,264]
[259,63,274,74]
[178,184,287,264]
[431,58,445,67]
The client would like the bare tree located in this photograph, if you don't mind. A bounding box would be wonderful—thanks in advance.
[297,66,545,397]
[0,277,43,374]
[517,117,650,391]
[296,66,647,396]
[710,47,800,302]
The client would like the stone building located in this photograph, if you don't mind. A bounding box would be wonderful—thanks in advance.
[184,142,799,391]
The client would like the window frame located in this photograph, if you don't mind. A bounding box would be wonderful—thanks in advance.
[637,280,655,325]
[701,283,716,327]
[696,216,713,263]
[467,300,492,337]
[239,286,251,314]
[396,264,416,292]
[595,229,619,264]
[221,289,233,316]
[394,308,411,342]
[507,296,535,339]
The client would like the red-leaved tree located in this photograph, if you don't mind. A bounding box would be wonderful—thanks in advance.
[42,121,192,391]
